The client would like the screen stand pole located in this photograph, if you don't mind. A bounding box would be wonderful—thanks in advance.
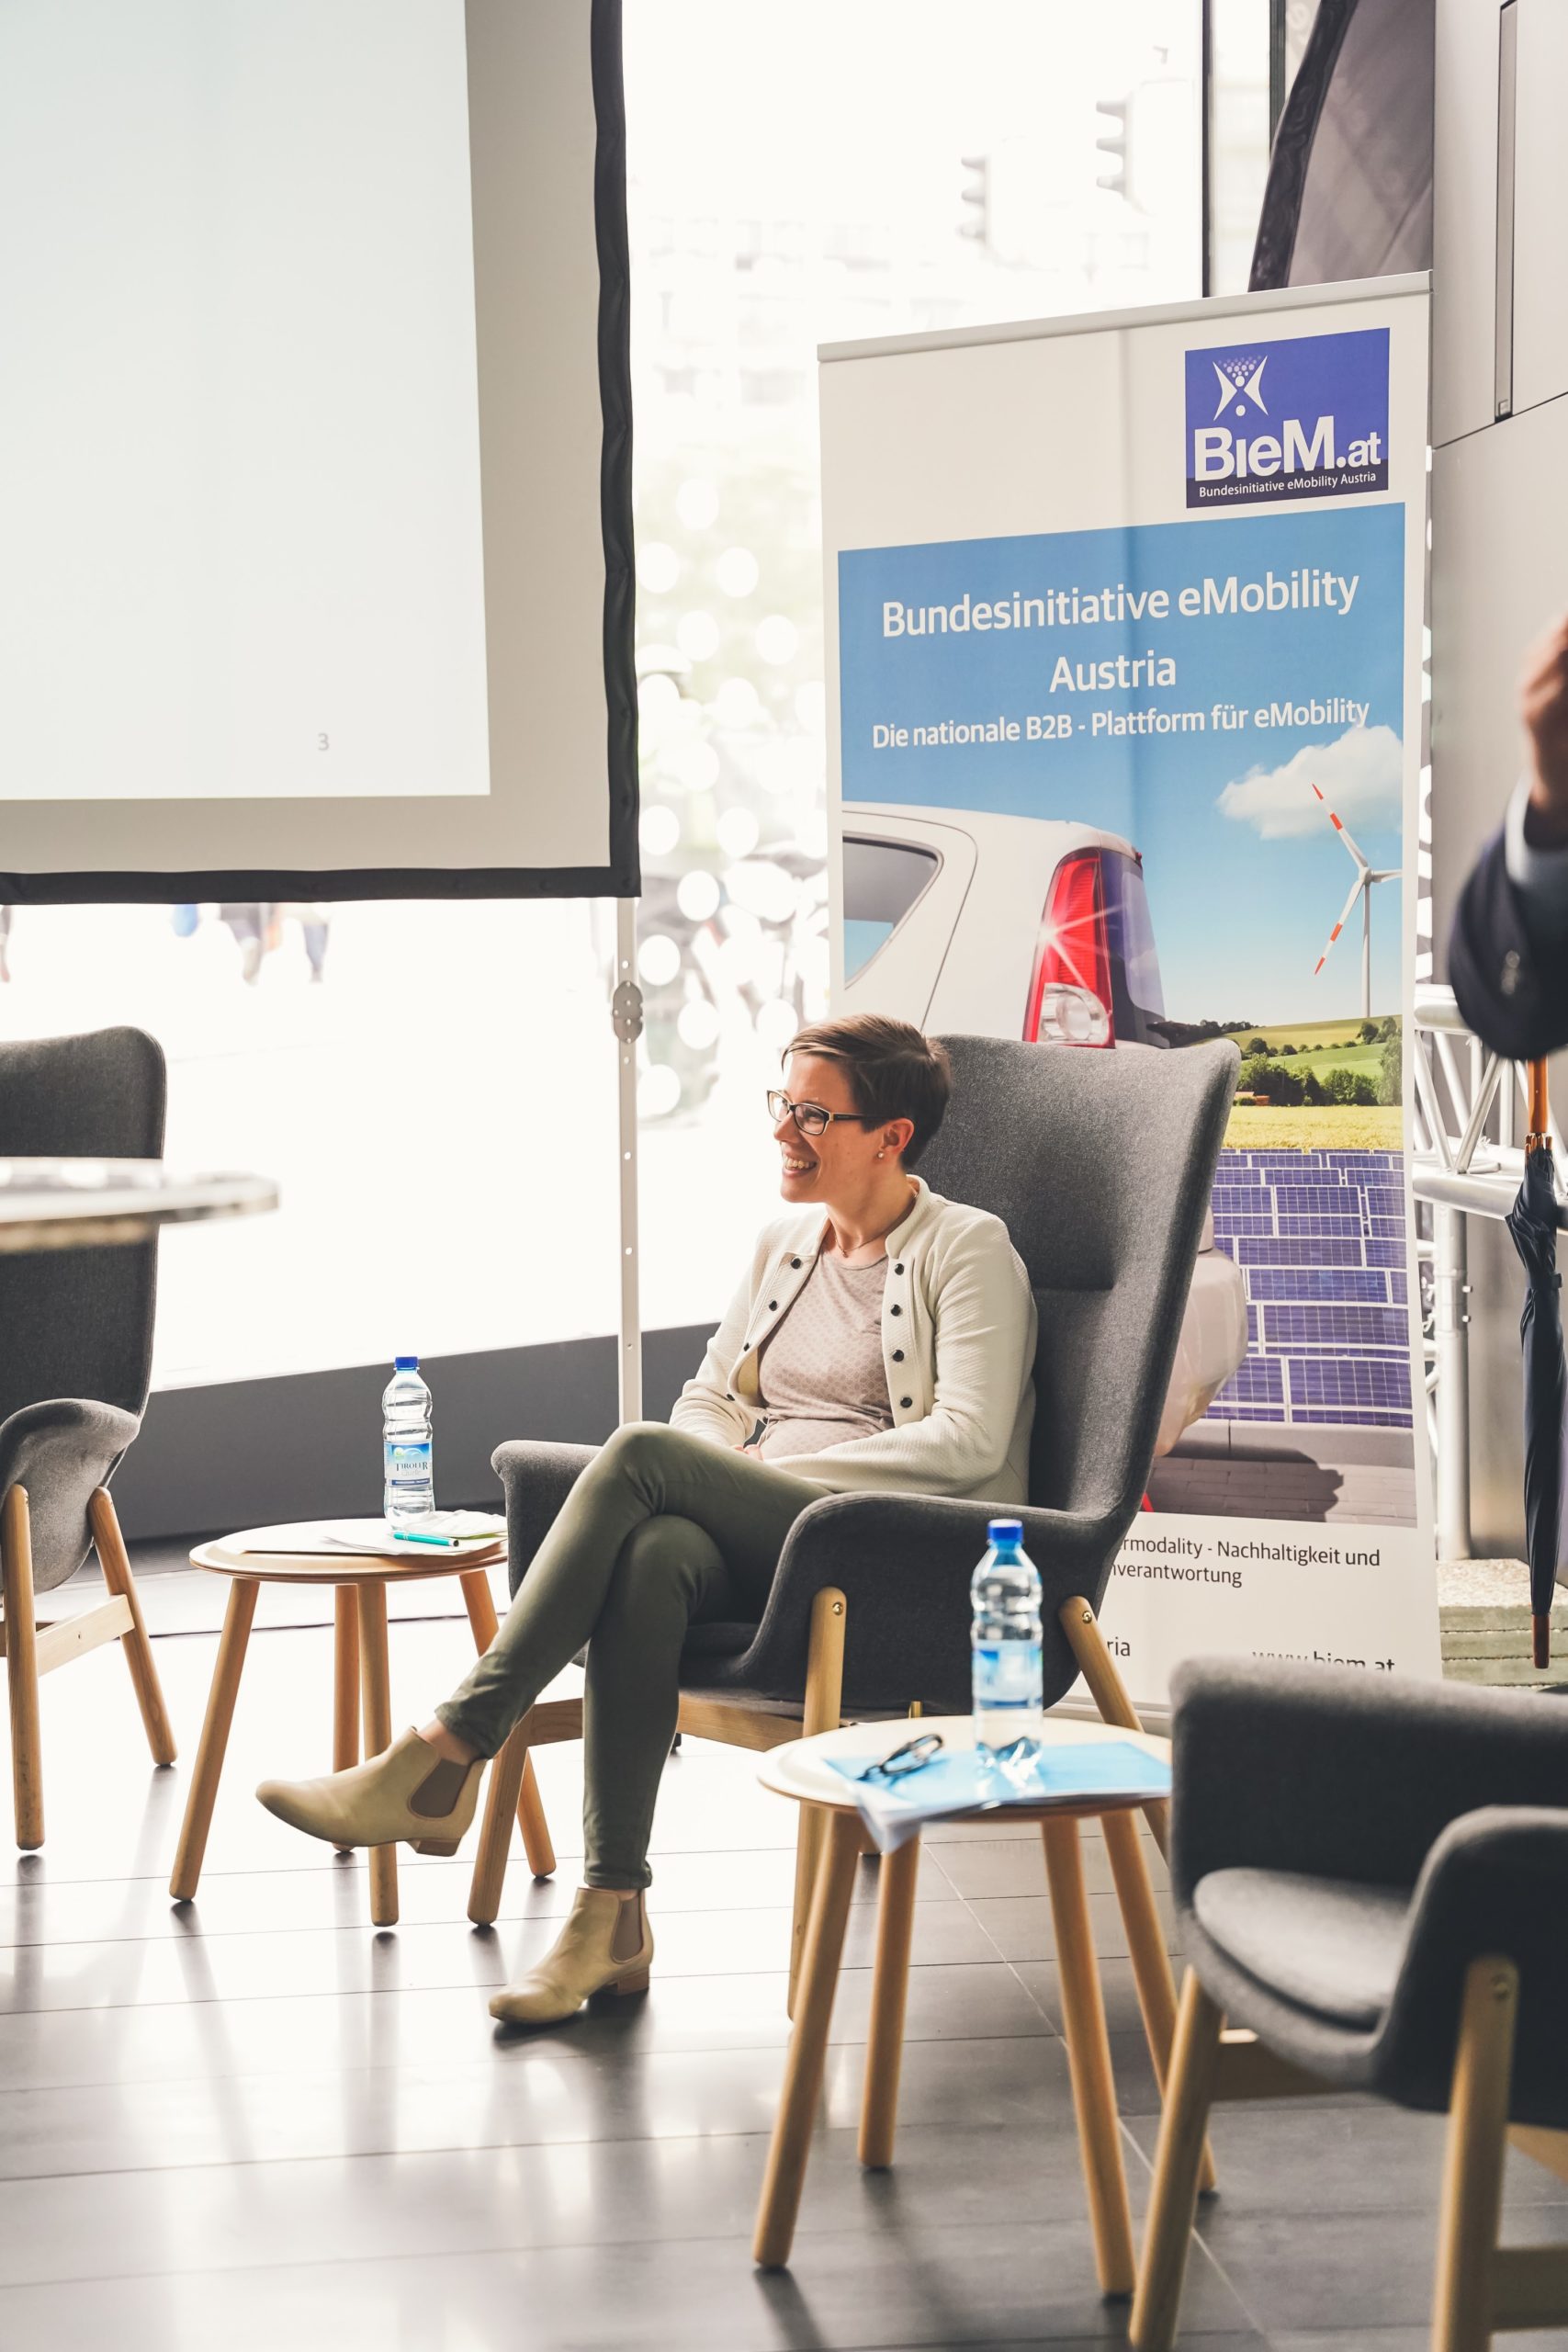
[611,899,644,1425]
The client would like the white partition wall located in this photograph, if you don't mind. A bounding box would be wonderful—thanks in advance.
[1428,0,1568,1558]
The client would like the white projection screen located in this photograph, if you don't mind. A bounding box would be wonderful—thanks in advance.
[0,0,637,900]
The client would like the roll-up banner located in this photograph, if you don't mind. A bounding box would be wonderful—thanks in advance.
[821,277,1437,1705]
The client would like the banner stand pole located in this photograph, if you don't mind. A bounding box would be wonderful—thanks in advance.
[611,899,643,1424]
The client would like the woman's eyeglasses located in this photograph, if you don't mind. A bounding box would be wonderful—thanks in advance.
[859,1732,943,1783]
[766,1089,872,1139]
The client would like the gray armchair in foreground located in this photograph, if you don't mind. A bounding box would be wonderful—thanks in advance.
[1133,1659,1568,2352]
[0,1029,177,1849]
[469,1034,1238,1995]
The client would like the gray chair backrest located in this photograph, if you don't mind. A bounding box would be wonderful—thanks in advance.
[917,1035,1238,1524]
[0,1029,166,1427]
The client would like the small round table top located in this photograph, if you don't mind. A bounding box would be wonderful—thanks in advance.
[0,1156,277,1254]
[191,1523,505,1586]
[758,1713,1170,1821]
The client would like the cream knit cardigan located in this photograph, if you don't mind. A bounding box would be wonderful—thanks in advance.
[670,1177,1037,1502]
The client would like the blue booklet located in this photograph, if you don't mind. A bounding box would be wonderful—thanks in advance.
[825,1737,1171,1851]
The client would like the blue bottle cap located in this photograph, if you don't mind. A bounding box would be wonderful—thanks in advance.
[987,1519,1023,1543]
[394,1355,419,1370]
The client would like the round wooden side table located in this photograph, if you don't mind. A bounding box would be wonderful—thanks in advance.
[751,1714,1184,2290]
[168,1525,555,1926]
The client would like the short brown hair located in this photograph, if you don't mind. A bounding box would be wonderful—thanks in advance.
[784,1014,952,1168]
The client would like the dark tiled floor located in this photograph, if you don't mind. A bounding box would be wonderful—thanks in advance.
[0,1586,1560,2350]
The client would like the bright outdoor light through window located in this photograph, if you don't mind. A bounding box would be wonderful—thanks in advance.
[0,0,1204,1386]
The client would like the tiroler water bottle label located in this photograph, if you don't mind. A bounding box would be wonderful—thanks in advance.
[974,1645,1038,1691]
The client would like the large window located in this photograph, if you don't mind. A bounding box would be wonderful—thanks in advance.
[0,4,1208,1388]
[622,0,1203,1340]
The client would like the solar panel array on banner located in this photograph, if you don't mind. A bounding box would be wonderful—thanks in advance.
[1207,1150,1411,1427]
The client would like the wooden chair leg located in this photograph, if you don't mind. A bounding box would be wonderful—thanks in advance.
[2,1487,42,1850]
[754,1807,862,2269]
[1131,1968,1225,2352]
[170,1577,259,1901]
[1043,1812,1136,2299]
[1432,1957,1518,2352]
[1060,1597,1168,1858]
[1101,1806,1217,2196]
[333,1585,360,1772]
[513,1752,556,1879]
[789,1807,825,2018]
[787,1586,846,2015]
[458,1566,555,1879]
[329,1584,361,1854]
[859,1832,920,2168]
[89,1488,176,1767]
[468,1717,529,1926]
[357,1580,398,1928]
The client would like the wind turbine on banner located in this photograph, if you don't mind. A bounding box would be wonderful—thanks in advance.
[1310,782,1401,1020]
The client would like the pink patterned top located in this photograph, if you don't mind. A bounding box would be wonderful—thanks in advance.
[750,1250,894,1462]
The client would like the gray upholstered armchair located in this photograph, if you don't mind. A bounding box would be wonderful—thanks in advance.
[0,1028,176,1849]
[1133,1659,1568,2352]
[467,1033,1238,1981]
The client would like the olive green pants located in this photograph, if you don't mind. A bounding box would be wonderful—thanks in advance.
[435,1422,826,1890]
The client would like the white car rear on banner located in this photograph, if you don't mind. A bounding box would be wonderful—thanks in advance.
[840,799,1247,1452]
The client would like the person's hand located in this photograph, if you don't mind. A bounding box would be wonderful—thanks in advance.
[1521,616,1568,845]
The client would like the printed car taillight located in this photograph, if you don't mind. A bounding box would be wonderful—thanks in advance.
[1023,851,1115,1047]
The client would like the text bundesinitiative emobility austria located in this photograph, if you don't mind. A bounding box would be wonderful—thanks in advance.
[879,567,1360,639]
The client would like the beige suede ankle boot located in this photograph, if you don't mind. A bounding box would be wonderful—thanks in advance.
[256,1727,482,1855]
[489,1889,653,2026]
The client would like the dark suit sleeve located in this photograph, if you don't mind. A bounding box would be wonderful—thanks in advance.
[1449,831,1568,1059]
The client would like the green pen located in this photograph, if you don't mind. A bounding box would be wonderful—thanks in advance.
[388,1526,500,1549]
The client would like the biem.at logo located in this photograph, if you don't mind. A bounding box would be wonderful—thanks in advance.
[1183,327,1389,509]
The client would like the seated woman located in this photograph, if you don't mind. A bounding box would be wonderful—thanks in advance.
[257,1014,1036,2026]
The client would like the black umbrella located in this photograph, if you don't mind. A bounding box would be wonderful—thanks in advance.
[1505,1060,1564,1669]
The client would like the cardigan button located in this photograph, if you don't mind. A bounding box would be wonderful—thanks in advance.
[791,1257,802,1268]
[768,1300,778,1310]
[899,1396,912,1409]
[892,1348,904,1362]
[889,1303,901,1316]
[894,1262,904,1274]
[742,1341,750,1351]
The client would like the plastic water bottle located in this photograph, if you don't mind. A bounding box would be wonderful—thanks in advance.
[971,1518,1043,1751]
[382,1356,434,1521]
